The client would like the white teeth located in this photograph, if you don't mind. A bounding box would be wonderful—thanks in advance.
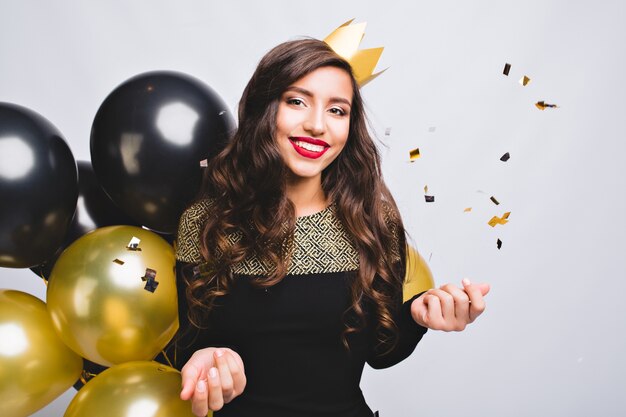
[294,140,325,152]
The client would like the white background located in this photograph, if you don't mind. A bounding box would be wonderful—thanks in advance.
[1,1,625,416]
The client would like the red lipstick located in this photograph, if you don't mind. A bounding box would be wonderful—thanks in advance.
[288,136,330,159]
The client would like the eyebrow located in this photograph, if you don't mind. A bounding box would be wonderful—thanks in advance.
[284,86,352,107]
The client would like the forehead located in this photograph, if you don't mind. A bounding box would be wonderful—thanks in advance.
[287,66,353,102]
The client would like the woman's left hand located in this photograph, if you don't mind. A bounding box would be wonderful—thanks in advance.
[410,278,490,331]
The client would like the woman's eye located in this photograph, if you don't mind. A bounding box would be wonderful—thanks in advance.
[287,98,304,106]
[329,107,346,116]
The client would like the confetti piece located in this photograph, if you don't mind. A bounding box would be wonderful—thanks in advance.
[112,258,124,265]
[500,152,510,162]
[497,239,502,249]
[464,207,472,212]
[425,195,435,203]
[141,268,159,293]
[535,101,558,110]
[428,252,433,262]
[488,211,511,227]
[218,110,226,115]
[424,185,428,194]
[141,268,157,282]
[428,126,436,133]
[503,63,511,76]
[200,159,208,167]
[409,148,421,161]
[490,196,500,205]
[385,127,392,136]
[519,75,531,86]
[127,237,142,251]
[144,280,159,293]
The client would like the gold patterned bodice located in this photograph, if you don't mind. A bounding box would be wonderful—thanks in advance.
[175,199,400,275]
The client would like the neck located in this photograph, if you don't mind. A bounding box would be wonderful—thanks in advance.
[285,173,329,217]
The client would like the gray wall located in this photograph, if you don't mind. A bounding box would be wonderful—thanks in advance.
[1,1,624,416]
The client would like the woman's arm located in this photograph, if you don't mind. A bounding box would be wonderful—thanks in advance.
[366,290,429,369]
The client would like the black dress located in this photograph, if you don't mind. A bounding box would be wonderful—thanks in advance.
[169,200,427,417]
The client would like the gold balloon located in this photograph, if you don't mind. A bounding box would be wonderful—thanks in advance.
[64,361,209,417]
[403,246,435,302]
[0,289,83,417]
[47,226,178,367]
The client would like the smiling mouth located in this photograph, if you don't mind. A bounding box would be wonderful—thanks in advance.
[288,137,330,159]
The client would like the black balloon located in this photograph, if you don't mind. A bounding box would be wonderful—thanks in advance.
[30,160,141,279]
[0,102,78,269]
[90,71,235,234]
[72,359,108,391]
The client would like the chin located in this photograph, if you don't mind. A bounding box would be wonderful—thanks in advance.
[287,165,322,179]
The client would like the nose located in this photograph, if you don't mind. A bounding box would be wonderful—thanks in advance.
[302,106,325,137]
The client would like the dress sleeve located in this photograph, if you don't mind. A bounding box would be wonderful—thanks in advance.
[366,261,428,369]
[366,203,428,369]
[174,199,213,263]
[160,200,213,369]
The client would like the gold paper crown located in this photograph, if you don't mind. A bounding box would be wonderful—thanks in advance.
[323,19,386,87]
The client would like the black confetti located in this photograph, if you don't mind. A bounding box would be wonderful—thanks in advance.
[500,152,510,162]
[141,268,157,282]
[144,280,159,293]
[141,268,159,293]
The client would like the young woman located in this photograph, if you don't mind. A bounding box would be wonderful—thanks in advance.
[172,38,489,417]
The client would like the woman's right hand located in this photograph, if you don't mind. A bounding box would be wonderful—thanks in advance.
[180,347,247,416]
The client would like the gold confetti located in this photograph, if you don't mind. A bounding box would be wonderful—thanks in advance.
[464,207,472,212]
[503,63,511,76]
[424,185,428,194]
[490,196,500,205]
[409,148,421,161]
[535,101,558,110]
[127,237,142,251]
[112,258,124,265]
[519,75,531,86]
[488,212,511,227]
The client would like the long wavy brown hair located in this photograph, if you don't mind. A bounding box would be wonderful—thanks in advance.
[185,38,408,355]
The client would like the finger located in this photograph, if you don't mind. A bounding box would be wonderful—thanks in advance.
[190,377,209,417]
[215,349,234,401]
[410,295,429,326]
[440,283,470,327]
[227,348,245,372]
[478,282,491,296]
[224,351,246,399]
[462,279,487,322]
[424,294,445,329]
[427,288,455,323]
[207,366,225,411]
[180,362,202,401]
